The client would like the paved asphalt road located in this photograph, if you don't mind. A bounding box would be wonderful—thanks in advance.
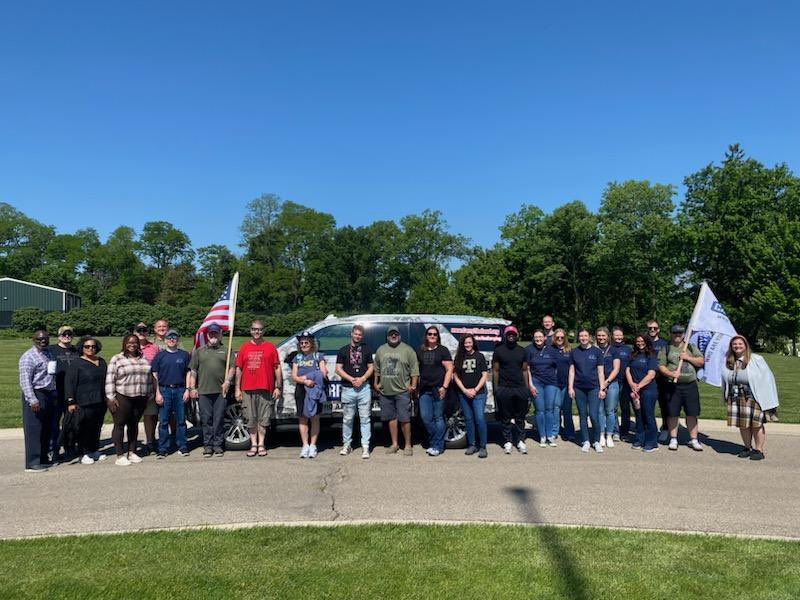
[1,420,798,540]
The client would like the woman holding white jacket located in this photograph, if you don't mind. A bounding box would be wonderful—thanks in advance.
[721,335,779,461]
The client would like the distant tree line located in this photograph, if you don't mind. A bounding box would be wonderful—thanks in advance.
[2,145,799,348]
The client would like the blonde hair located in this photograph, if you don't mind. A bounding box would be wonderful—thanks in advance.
[725,335,751,370]
[553,328,571,352]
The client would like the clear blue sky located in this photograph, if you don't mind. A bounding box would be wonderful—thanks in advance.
[2,1,798,252]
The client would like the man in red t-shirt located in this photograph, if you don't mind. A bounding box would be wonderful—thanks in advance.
[235,320,282,457]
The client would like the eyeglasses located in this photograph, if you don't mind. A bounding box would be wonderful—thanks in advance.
[166,337,179,341]
[34,337,49,342]
[554,336,564,340]
[388,332,400,336]
[60,332,73,337]
[135,328,149,334]
[83,344,98,350]
[426,332,438,337]
[250,327,263,332]
[300,340,311,345]
[648,326,659,330]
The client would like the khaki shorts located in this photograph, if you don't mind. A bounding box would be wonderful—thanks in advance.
[241,390,275,429]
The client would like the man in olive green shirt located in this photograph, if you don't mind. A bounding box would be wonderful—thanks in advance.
[658,324,705,452]
[189,324,236,457]
[374,327,419,456]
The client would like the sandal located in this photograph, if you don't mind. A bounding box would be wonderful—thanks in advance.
[257,445,268,457]
[246,446,258,457]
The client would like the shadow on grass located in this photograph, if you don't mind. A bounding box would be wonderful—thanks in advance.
[507,486,590,600]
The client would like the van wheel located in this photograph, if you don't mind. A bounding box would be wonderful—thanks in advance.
[444,407,468,449]
[224,403,252,451]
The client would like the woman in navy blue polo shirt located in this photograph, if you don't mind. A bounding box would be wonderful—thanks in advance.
[568,328,607,453]
[525,330,559,447]
[626,333,659,452]
[595,327,621,448]
[552,329,573,441]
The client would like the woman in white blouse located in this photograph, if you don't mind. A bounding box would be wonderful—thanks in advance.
[721,335,779,461]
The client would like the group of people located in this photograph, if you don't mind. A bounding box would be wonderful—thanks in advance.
[18,314,780,472]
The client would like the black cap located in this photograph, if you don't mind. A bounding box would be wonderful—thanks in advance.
[670,325,686,334]
[207,324,222,334]
[296,330,313,341]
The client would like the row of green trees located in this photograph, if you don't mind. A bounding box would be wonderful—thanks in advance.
[2,145,798,345]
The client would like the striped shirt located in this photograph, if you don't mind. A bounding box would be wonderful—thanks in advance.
[19,347,56,406]
[105,353,153,401]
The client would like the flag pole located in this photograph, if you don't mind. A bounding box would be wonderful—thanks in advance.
[225,272,240,376]
[673,281,706,383]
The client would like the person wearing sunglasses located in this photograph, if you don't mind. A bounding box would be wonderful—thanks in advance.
[416,326,454,457]
[65,336,108,464]
[291,332,328,459]
[46,325,79,461]
[492,325,531,455]
[19,329,58,472]
[646,320,670,443]
[374,327,418,456]
[235,320,282,457]
[551,329,574,441]
[133,322,161,456]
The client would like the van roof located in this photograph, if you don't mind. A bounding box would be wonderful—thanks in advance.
[321,314,511,325]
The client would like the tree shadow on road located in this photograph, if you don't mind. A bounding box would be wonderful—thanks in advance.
[507,486,591,600]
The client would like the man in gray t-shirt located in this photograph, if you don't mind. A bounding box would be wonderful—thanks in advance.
[374,327,419,456]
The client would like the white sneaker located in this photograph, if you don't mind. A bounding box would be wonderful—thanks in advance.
[339,445,352,456]
[658,430,669,444]
[300,445,310,458]
[115,456,131,466]
[128,452,142,464]
[612,433,621,442]
[599,434,606,447]
[80,454,95,465]
[539,437,547,448]
[93,452,107,462]
[361,446,370,459]
[308,444,318,458]
[504,442,513,454]
[593,441,604,453]
[606,436,615,448]
[517,441,528,454]
[581,441,590,453]
[428,448,441,457]
[668,438,679,451]
[689,438,704,451]
[547,437,558,447]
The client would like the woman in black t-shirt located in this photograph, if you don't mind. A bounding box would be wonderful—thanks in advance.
[416,327,454,456]
[453,334,489,457]
[64,336,108,465]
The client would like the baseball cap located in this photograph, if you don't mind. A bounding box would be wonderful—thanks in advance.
[387,326,401,335]
[504,325,519,336]
[58,326,74,335]
[296,330,313,340]
[207,324,222,334]
[670,325,686,334]
[166,329,180,339]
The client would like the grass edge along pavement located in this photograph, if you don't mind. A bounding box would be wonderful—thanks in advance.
[2,337,798,428]
[0,523,798,600]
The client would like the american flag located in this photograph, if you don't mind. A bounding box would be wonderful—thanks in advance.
[194,277,236,349]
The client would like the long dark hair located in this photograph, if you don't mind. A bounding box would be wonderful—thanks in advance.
[454,333,477,375]
[419,326,441,352]
[121,334,142,358]
[631,332,653,358]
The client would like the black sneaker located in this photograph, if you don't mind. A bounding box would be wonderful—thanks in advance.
[749,451,765,461]
[203,448,213,458]
[25,464,50,473]
[464,446,478,456]
[178,448,190,457]
[213,448,225,457]
[156,451,167,459]
[737,448,753,458]
[478,448,488,458]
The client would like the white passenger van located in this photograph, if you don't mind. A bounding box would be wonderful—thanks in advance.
[221,314,509,450]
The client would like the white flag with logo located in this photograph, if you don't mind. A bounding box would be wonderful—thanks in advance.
[686,282,737,387]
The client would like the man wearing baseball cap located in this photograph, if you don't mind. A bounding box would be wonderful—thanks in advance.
[189,324,236,457]
[492,325,532,454]
[151,330,192,456]
[47,325,79,460]
[374,326,419,456]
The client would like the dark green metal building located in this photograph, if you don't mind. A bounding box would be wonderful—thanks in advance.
[0,278,81,327]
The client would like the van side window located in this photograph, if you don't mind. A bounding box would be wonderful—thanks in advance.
[314,324,353,354]
[363,323,406,352]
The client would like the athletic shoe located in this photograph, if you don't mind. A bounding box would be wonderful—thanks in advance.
[738,449,753,458]
[178,448,190,457]
[749,451,765,461]
[80,454,95,465]
[92,452,107,462]
[580,441,590,453]
[658,430,669,444]
[547,437,558,447]
[213,448,225,457]
[517,441,528,454]
[361,446,370,459]
[688,439,704,452]
[403,447,413,456]
[156,451,167,459]
[599,434,606,447]
[339,445,352,456]
[203,448,213,458]
[606,436,615,448]
[115,456,131,466]
[612,433,621,442]
[643,446,658,453]
[385,445,399,454]
[631,443,643,450]
[425,447,434,455]
[300,445,310,458]
[308,445,318,458]
[428,448,441,457]
[478,448,488,458]
[539,438,547,448]
[668,438,679,451]
[465,446,478,455]
[128,452,142,464]
[593,441,604,453]
[504,442,513,454]
[24,464,49,473]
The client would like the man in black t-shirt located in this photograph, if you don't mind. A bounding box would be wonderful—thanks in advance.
[335,324,375,458]
[492,325,532,454]
[47,325,79,460]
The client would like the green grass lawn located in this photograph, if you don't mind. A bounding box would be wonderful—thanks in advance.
[3,337,798,428]
[0,524,797,599]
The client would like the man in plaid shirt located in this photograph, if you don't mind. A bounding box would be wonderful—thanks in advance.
[19,329,58,472]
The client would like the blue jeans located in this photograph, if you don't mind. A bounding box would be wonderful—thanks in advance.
[574,387,600,444]
[598,380,619,435]
[341,385,372,448]
[618,382,632,436]
[531,380,558,441]
[158,386,187,452]
[635,386,659,449]
[459,391,487,449]
[419,389,445,452]
[557,386,575,439]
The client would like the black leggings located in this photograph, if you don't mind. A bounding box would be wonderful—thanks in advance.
[112,394,146,455]
[77,403,107,455]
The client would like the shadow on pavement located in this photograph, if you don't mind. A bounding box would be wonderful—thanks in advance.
[507,486,590,600]
[698,432,742,455]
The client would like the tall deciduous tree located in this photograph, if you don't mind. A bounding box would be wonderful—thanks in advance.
[139,221,194,270]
